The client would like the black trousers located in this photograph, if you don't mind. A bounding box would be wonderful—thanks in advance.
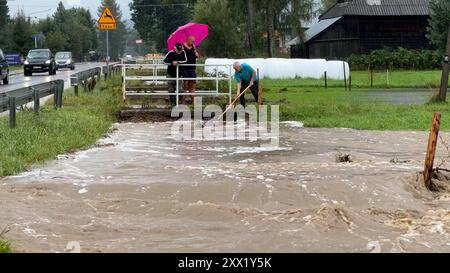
[240,81,259,107]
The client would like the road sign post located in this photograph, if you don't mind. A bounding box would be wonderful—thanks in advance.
[98,7,117,62]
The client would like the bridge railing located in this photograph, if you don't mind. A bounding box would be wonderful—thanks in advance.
[121,63,233,106]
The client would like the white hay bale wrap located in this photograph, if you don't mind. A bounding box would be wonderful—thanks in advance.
[204,58,350,80]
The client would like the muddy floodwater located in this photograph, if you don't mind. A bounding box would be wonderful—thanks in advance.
[2,122,450,253]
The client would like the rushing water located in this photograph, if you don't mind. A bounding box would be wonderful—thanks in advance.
[1,122,450,253]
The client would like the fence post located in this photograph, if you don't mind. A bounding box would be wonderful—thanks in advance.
[349,75,352,92]
[343,61,347,91]
[370,69,374,88]
[54,83,59,109]
[57,81,64,108]
[74,85,79,97]
[9,96,16,129]
[424,112,441,190]
[32,88,40,115]
[324,71,328,89]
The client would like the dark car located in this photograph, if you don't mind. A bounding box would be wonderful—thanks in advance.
[24,49,56,76]
[0,48,9,85]
[55,52,75,70]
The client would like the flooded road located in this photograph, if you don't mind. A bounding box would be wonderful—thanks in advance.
[1,122,450,253]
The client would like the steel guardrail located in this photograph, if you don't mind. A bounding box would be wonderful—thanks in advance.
[1,64,120,128]
[0,80,64,128]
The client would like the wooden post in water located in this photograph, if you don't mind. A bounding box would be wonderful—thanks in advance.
[424,112,441,190]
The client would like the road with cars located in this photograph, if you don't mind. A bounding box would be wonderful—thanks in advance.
[0,62,108,94]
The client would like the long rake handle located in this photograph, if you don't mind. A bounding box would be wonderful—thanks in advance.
[215,85,252,122]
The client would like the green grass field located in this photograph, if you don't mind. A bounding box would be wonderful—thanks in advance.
[262,70,450,130]
[265,70,442,89]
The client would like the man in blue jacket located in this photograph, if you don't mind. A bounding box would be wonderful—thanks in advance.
[233,61,259,107]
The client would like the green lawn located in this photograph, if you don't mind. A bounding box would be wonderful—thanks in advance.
[265,70,442,89]
[0,75,121,177]
[262,70,449,131]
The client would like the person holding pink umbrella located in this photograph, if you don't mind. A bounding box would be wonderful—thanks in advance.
[182,36,200,104]
[167,23,208,104]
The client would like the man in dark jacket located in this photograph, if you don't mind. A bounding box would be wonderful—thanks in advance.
[163,43,187,104]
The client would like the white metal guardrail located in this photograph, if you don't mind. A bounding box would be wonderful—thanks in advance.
[121,62,233,106]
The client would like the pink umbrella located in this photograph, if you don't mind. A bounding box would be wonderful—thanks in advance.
[167,22,209,51]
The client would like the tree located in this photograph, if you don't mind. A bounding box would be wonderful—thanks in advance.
[0,0,10,49]
[45,31,68,52]
[10,11,35,55]
[193,0,242,57]
[0,0,9,30]
[34,2,98,60]
[98,0,127,59]
[256,0,315,57]
[427,0,450,52]
[130,0,195,52]
[320,0,336,14]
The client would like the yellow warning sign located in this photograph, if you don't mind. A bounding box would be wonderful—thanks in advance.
[98,7,117,30]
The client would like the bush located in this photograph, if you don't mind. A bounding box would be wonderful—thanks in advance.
[348,47,443,70]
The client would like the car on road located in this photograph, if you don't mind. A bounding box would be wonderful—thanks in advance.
[24,49,56,76]
[55,52,75,70]
[0,48,9,85]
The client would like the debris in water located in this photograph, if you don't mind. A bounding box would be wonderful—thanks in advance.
[390,157,411,164]
[367,241,381,253]
[78,188,88,194]
[336,153,353,163]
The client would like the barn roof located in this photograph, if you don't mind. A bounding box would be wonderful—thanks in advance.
[321,0,430,20]
[302,17,343,43]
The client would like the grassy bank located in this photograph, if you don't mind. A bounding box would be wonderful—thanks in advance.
[0,75,121,177]
[262,70,450,131]
[0,239,11,253]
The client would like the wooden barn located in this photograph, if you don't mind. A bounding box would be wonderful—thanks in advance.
[292,0,431,59]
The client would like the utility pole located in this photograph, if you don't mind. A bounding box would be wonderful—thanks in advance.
[438,21,450,102]
[106,30,110,64]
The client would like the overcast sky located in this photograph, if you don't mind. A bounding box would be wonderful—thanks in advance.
[7,0,133,20]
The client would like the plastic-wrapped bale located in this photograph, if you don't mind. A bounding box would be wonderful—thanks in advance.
[204,58,234,76]
[241,58,266,78]
[292,59,328,79]
[204,58,350,80]
[326,61,350,80]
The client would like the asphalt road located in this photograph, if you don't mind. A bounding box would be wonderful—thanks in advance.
[0,62,108,94]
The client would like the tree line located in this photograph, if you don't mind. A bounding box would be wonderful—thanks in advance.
[0,0,128,61]
[130,0,317,58]
[130,0,450,58]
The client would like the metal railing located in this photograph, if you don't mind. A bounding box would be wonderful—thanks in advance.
[1,64,120,129]
[70,67,102,96]
[121,63,233,106]
[102,64,121,80]
[0,80,64,128]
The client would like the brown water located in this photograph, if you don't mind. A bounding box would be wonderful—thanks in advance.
[1,122,450,253]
